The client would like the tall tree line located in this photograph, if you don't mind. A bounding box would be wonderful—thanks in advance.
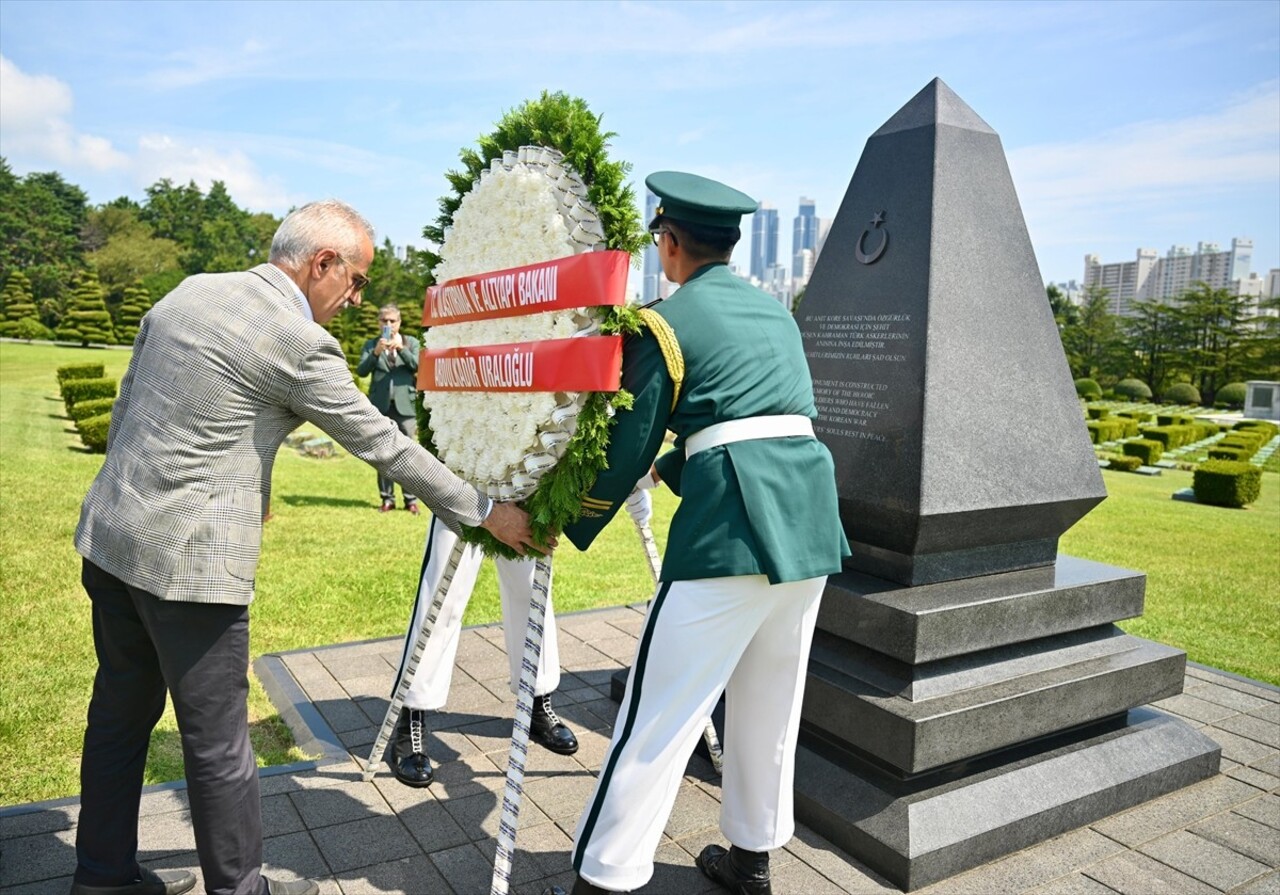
[1051,283,1280,403]
[0,158,429,361]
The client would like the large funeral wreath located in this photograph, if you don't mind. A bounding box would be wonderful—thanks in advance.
[418,91,647,557]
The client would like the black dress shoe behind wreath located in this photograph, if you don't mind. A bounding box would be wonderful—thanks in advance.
[69,867,196,895]
[697,843,773,895]
[530,693,579,755]
[391,707,434,787]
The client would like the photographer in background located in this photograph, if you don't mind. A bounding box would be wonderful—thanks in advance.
[357,304,422,514]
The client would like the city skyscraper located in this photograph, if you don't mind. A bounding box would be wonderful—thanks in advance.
[642,190,661,305]
[793,197,816,279]
[751,204,778,281]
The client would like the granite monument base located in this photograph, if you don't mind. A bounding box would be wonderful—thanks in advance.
[794,707,1220,890]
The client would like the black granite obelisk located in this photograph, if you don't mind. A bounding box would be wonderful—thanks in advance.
[792,79,1220,890]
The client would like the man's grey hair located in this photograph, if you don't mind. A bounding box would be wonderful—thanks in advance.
[269,200,375,269]
[379,303,401,317]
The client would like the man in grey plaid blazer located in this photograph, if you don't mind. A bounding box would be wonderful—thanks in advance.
[71,200,540,895]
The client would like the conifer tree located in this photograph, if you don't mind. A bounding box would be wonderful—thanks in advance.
[0,270,40,334]
[115,282,152,344]
[55,270,115,345]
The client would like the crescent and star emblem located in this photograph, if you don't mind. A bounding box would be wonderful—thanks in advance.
[854,210,888,265]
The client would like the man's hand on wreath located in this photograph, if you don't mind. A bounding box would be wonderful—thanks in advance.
[482,502,556,556]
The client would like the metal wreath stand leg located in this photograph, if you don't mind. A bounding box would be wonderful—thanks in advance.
[363,539,468,782]
[633,516,724,773]
[490,554,554,895]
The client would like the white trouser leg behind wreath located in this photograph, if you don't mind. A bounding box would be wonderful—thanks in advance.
[399,517,560,711]
[570,574,826,893]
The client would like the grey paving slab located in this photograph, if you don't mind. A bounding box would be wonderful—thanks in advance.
[1192,811,1280,872]
[262,829,332,884]
[1186,681,1276,714]
[1234,793,1280,830]
[1235,870,1280,895]
[0,805,77,841]
[396,796,471,856]
[1216,713,1280,748]
[1154,692,1244,725]
[0,827,75,887]
[1083,851,1219,895]
[1139,829,1272,891]
[428,841,492,894]
[1226,764,1280,793]
[289,779,395,829]
[1024,873,1121,895]
[1204,727,1278,769]
[335,854,452,895]
[310,815,423,874]
[1090,775,1260,847]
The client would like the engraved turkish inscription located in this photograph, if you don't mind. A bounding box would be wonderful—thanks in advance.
[806,313,913,441]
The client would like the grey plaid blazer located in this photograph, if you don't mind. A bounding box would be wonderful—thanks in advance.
[75,263,490,605]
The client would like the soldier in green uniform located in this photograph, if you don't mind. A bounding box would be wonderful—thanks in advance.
[544,172,850,895]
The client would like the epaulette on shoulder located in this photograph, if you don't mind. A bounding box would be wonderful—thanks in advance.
[636,307,683,412]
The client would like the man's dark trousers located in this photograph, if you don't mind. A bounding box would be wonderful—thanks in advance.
[76,560,264,895]
[378,412,418,505]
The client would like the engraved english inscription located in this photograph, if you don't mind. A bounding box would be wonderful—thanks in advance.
[807,313,913,441]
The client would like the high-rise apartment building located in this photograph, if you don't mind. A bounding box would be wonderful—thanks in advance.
[642,190,663,306]
[792,197,816,280]
[1083,237,1255,316]
[750,204,779,281]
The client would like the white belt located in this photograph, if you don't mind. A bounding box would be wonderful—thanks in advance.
[685,415,814,458]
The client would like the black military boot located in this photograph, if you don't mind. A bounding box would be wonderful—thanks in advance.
[696,843,772,895]
[529,693,579,755]
[391,707,433,787]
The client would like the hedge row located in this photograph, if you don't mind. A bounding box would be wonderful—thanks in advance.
[1106,455,1143,472]
[1235,420,1279,442]
[68,397,116,421]
[56,363,105,385]
[1122,439,1163,465]
[62,377,117,412]
[77,413,111,453]
[1194,460,1262,508]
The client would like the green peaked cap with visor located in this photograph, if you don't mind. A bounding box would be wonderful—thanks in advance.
[646,171,759,229]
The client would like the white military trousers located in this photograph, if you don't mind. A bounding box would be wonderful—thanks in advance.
[392,516,561,711]
[571,573,825,892]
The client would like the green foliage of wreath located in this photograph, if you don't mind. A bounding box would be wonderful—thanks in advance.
[417,91,647,556]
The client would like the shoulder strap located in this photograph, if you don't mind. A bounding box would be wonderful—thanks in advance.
[637,307,684,412]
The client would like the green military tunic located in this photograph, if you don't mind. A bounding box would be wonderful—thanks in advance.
[564,262,850,584]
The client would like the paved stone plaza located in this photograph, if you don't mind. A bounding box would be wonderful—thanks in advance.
[2,605,1276,894]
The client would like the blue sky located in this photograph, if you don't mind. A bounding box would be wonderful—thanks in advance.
[1,0,1277,291]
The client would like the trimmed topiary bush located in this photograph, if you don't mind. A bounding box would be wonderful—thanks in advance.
[1086,405,1111,420]
[1118,410,1153,424]
[1118,418,1140,438]
[1122,439,1163,465]
[56,363,105,385]
[1086,419,1125,444]
[1235,420,1279,441]
[1142,424,1196,450]
[1075,378,1102,399]
[1162,382,1201,406]
[1193,460,1262,508]
[1114,378,1153,401]
[68,397,116,421]
[61,377,117,411]
[55,271,115,346]
[77,413,112,453]
[1214,382,1247,409]
[1107,455,1143,472]
[1207,446,1249,461]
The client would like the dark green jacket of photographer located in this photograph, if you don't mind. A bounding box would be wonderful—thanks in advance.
[357,334,421,417]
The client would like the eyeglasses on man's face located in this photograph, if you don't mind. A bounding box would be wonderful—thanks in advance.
[649,228,671,247]
[335,253,371,295]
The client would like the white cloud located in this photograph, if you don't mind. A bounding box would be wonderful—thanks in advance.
[134,134,295,210]
[0,55,128,170]
[1008,80,1280,260]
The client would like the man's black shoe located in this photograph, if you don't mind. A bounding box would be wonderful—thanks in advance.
[391,707,434,787]
[264,878,319,895]
[69,867,196,895]
[530,693,578,755]
[696,844,772,895]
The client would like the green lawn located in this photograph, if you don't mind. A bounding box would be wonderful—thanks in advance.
[1,340,1277,806]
